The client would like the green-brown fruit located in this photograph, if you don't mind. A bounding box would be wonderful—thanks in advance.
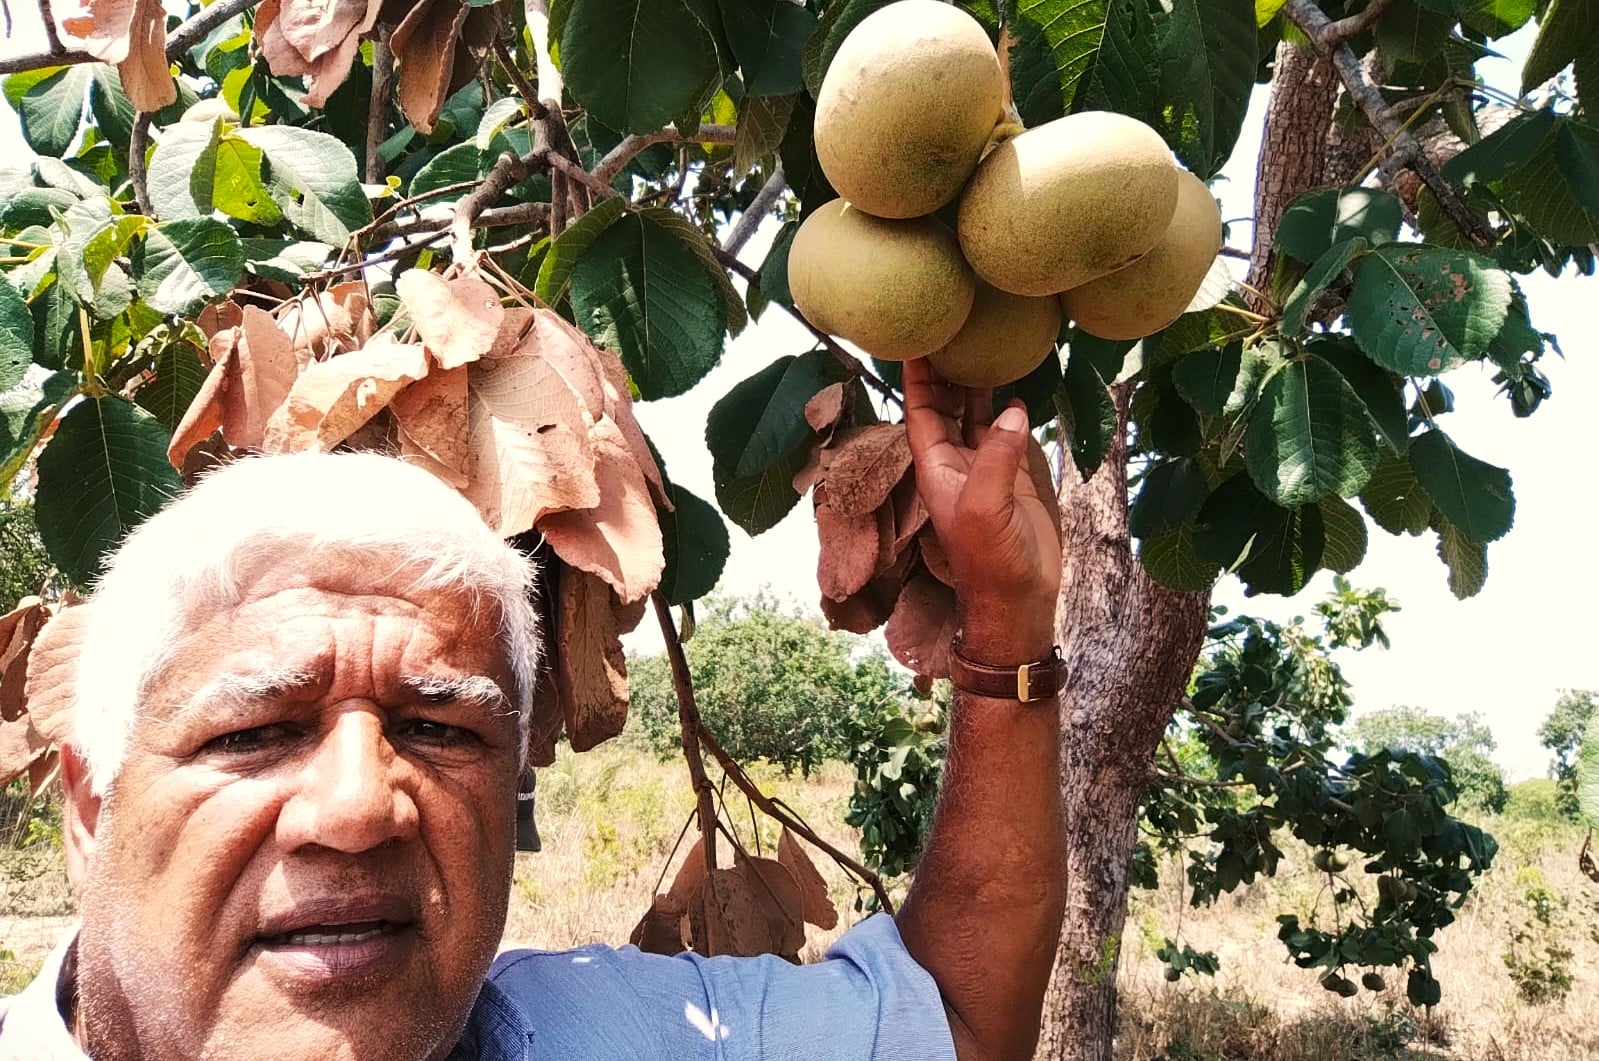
[1320,973,1348,993]
[927,281,1061,387]
[788,199,976,361]
[1061,169,1223,340]
[1328,851,1351,872]
[1336,978,1360,998]
[1362,972,1387,992]
[1313,850,1333,872]
[1164,967,1182,983]
[815,0,1004,219]
[958,111,1179,296]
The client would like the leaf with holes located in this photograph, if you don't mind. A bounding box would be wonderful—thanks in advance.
[1280,238,1366,339]
[1345,244,1512,376]
[1408,429,1514,544]
[133,219,246,316]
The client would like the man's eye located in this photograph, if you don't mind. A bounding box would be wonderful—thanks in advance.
[204,725,290,753]
[397,719,475,745]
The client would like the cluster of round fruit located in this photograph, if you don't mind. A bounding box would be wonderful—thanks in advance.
[787,0,1224,388]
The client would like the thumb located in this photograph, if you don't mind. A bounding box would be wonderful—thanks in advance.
[958,402,1030,520]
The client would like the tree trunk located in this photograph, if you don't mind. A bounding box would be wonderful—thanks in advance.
[1034,391,1211,1061]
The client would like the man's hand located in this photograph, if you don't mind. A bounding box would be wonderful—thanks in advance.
[903,358,1062,660]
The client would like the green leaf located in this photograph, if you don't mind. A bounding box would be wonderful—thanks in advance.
[134,218,246,316]
[1360,451,1433,536]
[1193,472,1325,595]
[1139,523,1220,592]
[0,275,35,391]
[80,215,148,293]
[13,66,90,157]
[1129,457,1209,540]
[1,187,80,229]
[1346,245,1513,376]
[1576,712,1599,828]
[409,141,481,200]
[1280,237,1366,339]
[1062,347,1115,479]
[1244,355,1379,506]
[241,238,334,282]
[0,371,75,490]
[570,209,730,399]
[534,196,627,305]
[759,219,797,307]
[1154,0,1257,179]
[207,135,282,225]
[732,93,795,178]
[1171,344,1243,418]
[1016,0,1161,121]
[1442,109,1555,187]
[1408,429,1514,544]
[1308,338,1408,453]
[476,97,524,150]
[1255,0,1288,23]
[54,196,117,304]
[34,396,182,584]
[560,0,723,134]
[29,277,81,372]
[1455,0,1536,37]
[1374,0,1456,64]
[1407,968,1442,1008]
[147,120,220,222]
[1317,495,1367,573]
[1521,0,1599,93]
[801,0,895,97]
[659,482,731,603]
[236,125,372,243]
[89,66,135,149]
[706,351,851,535]
[1275,187,1402,264]
[1433,513,1487,598]
[639,206,747,336]
[719,0,816,96]
[135,337,211,433]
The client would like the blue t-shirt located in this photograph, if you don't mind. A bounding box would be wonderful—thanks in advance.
[451,914,958,1060]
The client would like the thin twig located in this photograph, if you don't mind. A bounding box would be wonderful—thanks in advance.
[450,150,541,267]
[545,149,618,200]
[722,167,787,258]
[0,0,259,75]
[1152,768,1254,790]
[711,245,903,408]
[493,38,548,120]
[297,231,452,281]
[36,0,60,53]
[365,27,394,184]
[595,124,739,185]
[361,180,487,235]
[652,594,721,903]
[128,112,153,216]
[372,200,548,241]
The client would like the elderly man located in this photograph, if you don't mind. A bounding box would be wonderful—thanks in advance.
[0,359,1066,1060]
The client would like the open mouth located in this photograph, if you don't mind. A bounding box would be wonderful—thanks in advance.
[257,921,404,947]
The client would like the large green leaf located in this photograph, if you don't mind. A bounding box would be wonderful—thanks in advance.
[1359,451,1433,536]
[1433,513,1488,599]
[1576,712,1599,828]
[1456,0,1536,36]
[560,0,723,134]
[1061,347,1116,479]
[1374,0,1456,64]
[241,238,334,282]
[1280,237,1366,339]
[409,141,481,200]
[1129,457,1209,540]
[1193,472,1324,595]
[1317,495,1368,574]
[11,66,91,157]
[732,92,795,178]
[1139,523,1219,592]
[570,209,729,399]
[135,337,210,432]
[1308,337,1408,453]
[640,207,747,336]
[29,277,80,372]
[147,120,220,222]
[659,482,731,603]
[1,187,80,229]
[1408,429,1514,544]
[1015,0,1161,121]
[34,396,181,584]
[0,372,75,491]
[1521,0,1599,93]
[205,135,283,225]
[134,219,245,316]
[1171,343,1243,418]
[1244,355,1379,506]
[1153,0,1257,179]
[1275,187,1402,264]
[719,0,816,96]
[236,125,372,243]
[80,215,148,294]
[706,351,850,535]
[534,196,627,305]
[1345,244,1513,376]
[89,66,136,149]
[759,219,797,307]
[0,275,34,391]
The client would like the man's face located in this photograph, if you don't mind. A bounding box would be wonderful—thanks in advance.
[74,566,523,1060]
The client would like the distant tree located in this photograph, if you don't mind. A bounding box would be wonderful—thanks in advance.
[627,593,907,774]
[0,502,55,610]
[1348,706,1508,814]
[1538,691,1598,819]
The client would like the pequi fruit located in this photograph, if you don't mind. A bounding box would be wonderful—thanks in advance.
[1362,972,1387,992]
[1321,972,1356,996]
[788,198,976,361]
[927,281,1062,387]
[1164,967,1182,983]
[1061,169,1223,340]
[1313,850,1333,872]
[815,0,1004,220]
[958,111,1179,296]
[1328,851,1351,872]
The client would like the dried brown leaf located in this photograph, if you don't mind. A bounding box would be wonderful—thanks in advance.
[395,270,503,370]
[54,0,138,62]
[277,281,373,359]
[0,717,48,789]
[554,567,629,752]
[256,0,313,77]
[521,310,604,421]
[0,599,48,724]
[685,867,778,958]
[630,893,689,956]
[736,855,806,959]
[28,749,60,797]
[777,829,837,930]
[885,569,958,678]
[823,424,911,518]
[463,343,599,536]
[23,603,93,747]
[538,418,664,605]
[391,0,469,134]
[804,382,847,435]
[918,525,954,587]
[667,836,710,905]
[118,0,175,112]
[301,30,363,106]
[523,557,563,768]
[391,365,469,480]
[275,0,369,63]
[168,343,230,467]
[221,307,301,450]
[819,554,908,635]
[890,473,928,552]
[815,489,880,603]
[197,300,243,344]
[262,337,429,452]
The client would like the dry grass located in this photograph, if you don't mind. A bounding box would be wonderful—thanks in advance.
[4,750,1597,1060]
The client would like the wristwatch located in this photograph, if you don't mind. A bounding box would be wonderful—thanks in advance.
[948,640,1067,703]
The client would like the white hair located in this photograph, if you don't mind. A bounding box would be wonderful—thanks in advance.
[74,452,540,796]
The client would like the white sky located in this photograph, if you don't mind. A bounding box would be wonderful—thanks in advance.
[1,16,1592,780]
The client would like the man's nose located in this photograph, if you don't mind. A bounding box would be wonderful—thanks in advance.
[277,708,420,853]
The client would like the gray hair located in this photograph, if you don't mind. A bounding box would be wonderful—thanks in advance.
[74,452,540,796]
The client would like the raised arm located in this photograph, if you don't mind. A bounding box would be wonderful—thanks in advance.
[895,357,1067,1060]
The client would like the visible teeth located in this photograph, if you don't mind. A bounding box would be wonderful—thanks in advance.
[282,927,385,946]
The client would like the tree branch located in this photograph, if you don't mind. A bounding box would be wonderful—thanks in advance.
[1322,0,1402,44]
[450,150,542,267]
[1283,0,1494,246]
[128,111,153,216]
[371,200,548,241]
[365,27,394,184]
[722,166,787,258]
[595,125,739,185]
[0,0,260,76]
[652,595,720,897]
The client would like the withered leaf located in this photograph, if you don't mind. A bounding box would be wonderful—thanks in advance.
[554,566,629,752]
[462,341,599,536]
[0,717,49,789]
[523,562,563,768]
[168,342,230,468]
[523,309,604,421]
[197,300,243,344]
[890,473,928,552]
[539,417,664,605]
[256,0,313,77]
[391,366,469,481]
[23,603,93,747]
[395,270,503,371]
[0,599,48,724]
[823,424,912,518]
[391,0,470,134]
[28,749,60,797]
[885,569,958,678]
[777,828,838,930]
[819,564,903,635]
[118,0,175,112]
[277,281,373,359]
[667,835,711,905]
[274,0,370,63]
[54,0,138,62]
[736,855,807,959]
[685,867,779,958]
[815,489,880,603]
[262,337,429,453]
[629,893,689,956]
[221,307,301,451]
[804,382,847,435]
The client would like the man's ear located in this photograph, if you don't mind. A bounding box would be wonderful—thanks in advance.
[59,744,101,895]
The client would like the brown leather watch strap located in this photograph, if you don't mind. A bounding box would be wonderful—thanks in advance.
[948,642,1066,703]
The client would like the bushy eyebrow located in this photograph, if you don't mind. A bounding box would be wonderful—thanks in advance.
[181,669,319,714]
[400,674,516,718]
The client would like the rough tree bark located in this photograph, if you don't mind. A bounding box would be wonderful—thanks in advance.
[1034,390,1212,1061]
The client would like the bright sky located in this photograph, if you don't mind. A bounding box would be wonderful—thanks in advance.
[0,16,1592,780]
